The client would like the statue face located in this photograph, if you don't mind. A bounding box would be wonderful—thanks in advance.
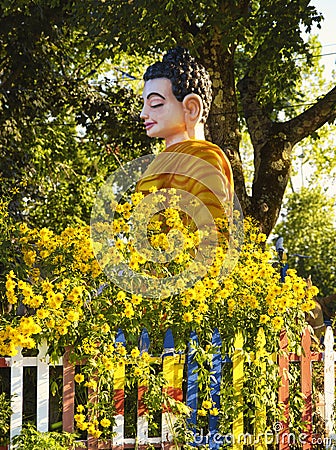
[140,78,188,147]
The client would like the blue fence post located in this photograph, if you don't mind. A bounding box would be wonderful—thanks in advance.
[139,328,150,354]
[209,328,223,449]
[186,330,199,445]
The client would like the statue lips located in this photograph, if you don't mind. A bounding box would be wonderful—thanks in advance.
[145,121,156,131]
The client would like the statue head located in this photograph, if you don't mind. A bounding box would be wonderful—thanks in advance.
[143,47,212,124]
[141,48,212,147]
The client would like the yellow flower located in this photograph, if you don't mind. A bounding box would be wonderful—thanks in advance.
[198,408,207,417]
[124,303,135,318]
[115,203,124,214]
[37,309,49,319]
[115,239,125,251]
[183,312,193,323]
[133,366,142,376]
[6,290,18,305]
[116,345,127,356]
[19,223,29,234]
[260,314,270,324]
[77,421,88,431]
[48,292,64,309]
[227,299,235,310]
[6,270,16,285]
[301,300,316,312]
[57,326,68,336]
[67,310,80,322]
[74,413,86,423]
[23,249,36,266]
[131,294,142,305]
[257,233,267,243]
[103,359,114,371]
[131,192,144,206]
[210,408,219,416]
[129,259,139,271]
[271,316,284,331]
[131,348,140,358]
[77,404,85,413]
[20,317,42,335]
[85,380,97,391]
[74,374,84,384]
[117,291,126,302]
[100,418,111,428]
[87,424,101,438]
[46,318,55,328]
[198,303,208,314]
[267,307,275,316]
[181,296,191,307]
[202,400,212,410]
[194,312,203,324]
[41,280,53,292]
[101,323,110,333]
[141,351,151,362]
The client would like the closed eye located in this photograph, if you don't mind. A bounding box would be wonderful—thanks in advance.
[151,103,164,108]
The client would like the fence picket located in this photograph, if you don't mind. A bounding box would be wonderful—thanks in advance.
[324,326,335,439]
[186,330,199,444]
[62,346,75,434]
[137,328,150,446]
[232,331,244,450]
[113,329,126,449]
[9,349,23,442]
[278,329,290,450]
[36,341,49,433]
[209,328,222,449]
[254,328,267,450]
[1,327,335,450]
[161,329,185,447]
[301,328,313,450]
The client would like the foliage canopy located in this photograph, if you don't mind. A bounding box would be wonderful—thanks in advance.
[1,0,335,235]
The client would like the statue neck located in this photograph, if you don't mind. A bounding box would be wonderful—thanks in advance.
[192,123,205,141]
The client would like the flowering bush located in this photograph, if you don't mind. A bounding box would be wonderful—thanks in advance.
[11,423,84,450]
[0,393,12,444]
[0,192,317,441]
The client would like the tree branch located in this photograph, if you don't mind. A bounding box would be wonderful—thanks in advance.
[285,86,336,145]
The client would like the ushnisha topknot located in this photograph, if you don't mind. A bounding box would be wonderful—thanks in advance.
[143,47,212,123]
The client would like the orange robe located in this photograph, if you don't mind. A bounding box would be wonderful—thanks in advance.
[136,139,234,229]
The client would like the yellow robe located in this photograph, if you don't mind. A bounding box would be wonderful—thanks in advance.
[136,139,234,229]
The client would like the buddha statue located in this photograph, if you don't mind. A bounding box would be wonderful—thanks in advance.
[137,47,234,228]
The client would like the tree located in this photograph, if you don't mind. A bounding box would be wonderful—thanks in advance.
[1,0,336,235]
[274,186,336,298]
[84,0,335,236]
[0,1,156,230]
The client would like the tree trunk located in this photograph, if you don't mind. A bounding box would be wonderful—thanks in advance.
[199,34,251,217]
[248,134,292,236]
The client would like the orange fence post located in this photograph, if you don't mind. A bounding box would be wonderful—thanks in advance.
[278,329,289,450]
[63,346,75,433]
[301,328,312,450]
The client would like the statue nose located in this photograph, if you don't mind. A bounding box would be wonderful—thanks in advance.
[140,106,149,119]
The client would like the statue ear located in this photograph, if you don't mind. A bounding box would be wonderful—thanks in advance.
[183,94,203,137]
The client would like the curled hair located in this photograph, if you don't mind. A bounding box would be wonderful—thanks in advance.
[143,47,212,123]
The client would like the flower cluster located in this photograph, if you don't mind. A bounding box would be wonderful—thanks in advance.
[0,192,317,440]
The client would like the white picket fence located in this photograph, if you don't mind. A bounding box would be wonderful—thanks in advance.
[1,341,62,443]
[0,327,335,449]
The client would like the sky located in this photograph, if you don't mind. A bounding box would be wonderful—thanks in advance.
[275,0,336,228]
[310,0,336,80]
[289,1,336,194]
